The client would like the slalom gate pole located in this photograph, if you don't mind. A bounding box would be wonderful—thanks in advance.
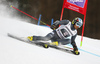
[38,14,42,25]
[10,5,50,27]
[80,15,86,47]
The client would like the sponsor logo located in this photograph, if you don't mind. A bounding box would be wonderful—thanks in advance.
[67,0,85,8]
[69,0,83,3]
[68,5,79,12]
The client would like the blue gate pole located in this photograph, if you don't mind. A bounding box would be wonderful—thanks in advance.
[51,18,54,25]
[38,14,42,25]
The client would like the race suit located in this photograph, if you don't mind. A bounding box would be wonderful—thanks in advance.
[33,20,78,50]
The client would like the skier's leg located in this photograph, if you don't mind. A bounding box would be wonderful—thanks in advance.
[27,32,54,41]
[57,39,71,45]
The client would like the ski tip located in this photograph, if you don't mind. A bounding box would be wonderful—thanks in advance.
[7,33,10,35]
[7,33,12,37]
[7,33,11,37]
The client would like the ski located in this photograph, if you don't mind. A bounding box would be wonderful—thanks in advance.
[7,33,77,55]
[7,33,45,46]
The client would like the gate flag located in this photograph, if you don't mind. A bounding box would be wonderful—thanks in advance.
[60,0,88,47]
[60,0,88,20]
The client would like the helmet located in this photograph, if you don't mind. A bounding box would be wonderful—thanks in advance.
[72,17,83,28]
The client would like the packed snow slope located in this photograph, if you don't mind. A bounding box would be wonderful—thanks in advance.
[0,16,100,64]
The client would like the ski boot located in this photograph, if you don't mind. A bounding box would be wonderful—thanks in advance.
[50,41,59,46]
[43,41,59,48]
[27,36,33,41]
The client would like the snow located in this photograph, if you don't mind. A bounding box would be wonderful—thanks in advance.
[0,16,100,64]
[0,2,100,64]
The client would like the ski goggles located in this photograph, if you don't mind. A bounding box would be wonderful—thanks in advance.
[75,22,82,28]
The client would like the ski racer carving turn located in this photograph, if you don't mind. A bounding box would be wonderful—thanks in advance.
[27,17,83,55]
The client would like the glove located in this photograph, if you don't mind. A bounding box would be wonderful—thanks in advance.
[50,25,56,30]
[73,47,80,55]
[73,50,80,55]
[50,20,60,30]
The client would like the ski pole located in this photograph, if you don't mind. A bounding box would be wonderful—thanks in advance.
[10,5,51,27]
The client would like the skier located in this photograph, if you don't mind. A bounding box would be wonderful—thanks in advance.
[27,17,83,55]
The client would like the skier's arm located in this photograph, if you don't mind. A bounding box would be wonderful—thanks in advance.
[71,34,80,55]
[71,34,78,51]
[50,20,69,30]
[58,20,70,25]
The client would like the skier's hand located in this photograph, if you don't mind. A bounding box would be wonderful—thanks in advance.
[50,25,56,30]
[72,47,80,55]
[50,20,60,30]
[73,50,80,55]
